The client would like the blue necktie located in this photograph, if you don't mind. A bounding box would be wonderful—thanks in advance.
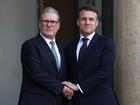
[78,38,88,62]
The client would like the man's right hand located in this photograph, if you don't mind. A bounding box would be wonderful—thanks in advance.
[63,85,74,97]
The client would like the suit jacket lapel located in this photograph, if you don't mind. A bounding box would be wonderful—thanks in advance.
[36,35,58,71]
[78,33,99,67]
[87,33,99,50]
[73,38,79,64]
[56,41,65,74]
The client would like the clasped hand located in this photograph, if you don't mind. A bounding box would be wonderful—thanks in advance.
[62,81,79,97]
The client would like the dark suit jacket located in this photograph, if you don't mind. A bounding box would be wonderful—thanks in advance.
[18,34,66,105]
[65,33,119,105]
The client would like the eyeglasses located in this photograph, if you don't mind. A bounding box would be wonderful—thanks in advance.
[41,20,59,26]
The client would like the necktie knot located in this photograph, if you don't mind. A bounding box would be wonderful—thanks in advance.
[82,38,88,43]
[50,41,55,48]
[82,38,88,47]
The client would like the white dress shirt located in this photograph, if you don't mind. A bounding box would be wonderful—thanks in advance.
[40,33,61,68]
[76,32,95,60]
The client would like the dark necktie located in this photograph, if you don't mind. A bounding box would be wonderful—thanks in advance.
[78,38,88,62]
[50,41,60,70]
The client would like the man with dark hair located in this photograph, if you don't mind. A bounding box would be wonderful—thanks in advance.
[64,5,119,105]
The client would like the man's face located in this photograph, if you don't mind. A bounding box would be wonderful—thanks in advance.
[39,12,60,39]
[77,10,98,37]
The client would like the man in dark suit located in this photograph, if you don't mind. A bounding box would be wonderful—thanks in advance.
[18,7,74,105]
[64,5,119,105]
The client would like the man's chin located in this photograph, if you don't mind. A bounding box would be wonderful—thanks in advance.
[43,33,55,39]
[83,32,93,36]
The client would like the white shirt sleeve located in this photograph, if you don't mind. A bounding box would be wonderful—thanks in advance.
[77,84,84,94]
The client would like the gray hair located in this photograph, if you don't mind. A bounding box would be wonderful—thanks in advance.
[40,7,60,21]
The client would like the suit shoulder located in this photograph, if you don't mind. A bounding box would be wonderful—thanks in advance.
[96,33,112,40]
[22,35,39,45]
[21,35,40,50]
[97,34,114,44]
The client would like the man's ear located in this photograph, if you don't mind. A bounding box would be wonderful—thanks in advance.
[95,19,99,27]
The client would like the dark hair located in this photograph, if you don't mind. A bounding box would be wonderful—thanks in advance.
[78,5,99,20]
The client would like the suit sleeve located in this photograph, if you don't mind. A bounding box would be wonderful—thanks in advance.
[78,38,115,95]
[21,41,64,95]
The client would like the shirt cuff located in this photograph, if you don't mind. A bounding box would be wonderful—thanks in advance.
[77,84,84,94]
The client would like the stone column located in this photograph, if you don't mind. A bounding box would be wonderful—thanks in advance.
[114,0,140,105]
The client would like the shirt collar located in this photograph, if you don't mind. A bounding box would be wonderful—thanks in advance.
[80,32,95,41]
[40,33,56,45]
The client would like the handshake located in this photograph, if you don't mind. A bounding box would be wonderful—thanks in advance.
[62,81,79,97]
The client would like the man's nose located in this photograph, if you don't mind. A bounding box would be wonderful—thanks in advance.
[46,21,52,26]
[85,19,90,24]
